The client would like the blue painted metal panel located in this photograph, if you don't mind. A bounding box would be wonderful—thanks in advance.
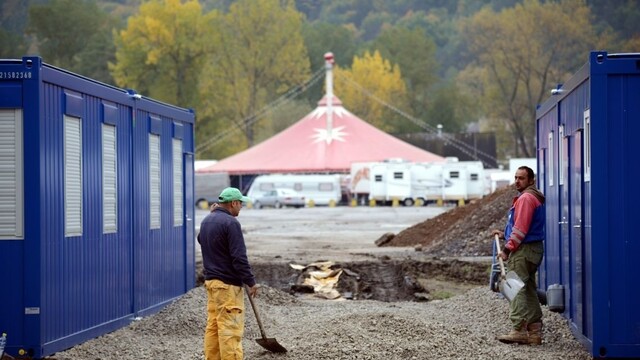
[536,51,640,358]
[536,109,560,289]
[0,57,195,358]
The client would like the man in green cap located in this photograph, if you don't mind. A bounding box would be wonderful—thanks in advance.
[198,187,258,360]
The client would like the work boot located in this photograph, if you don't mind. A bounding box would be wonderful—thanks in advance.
[527,322,543,345]
[496,325,529,344]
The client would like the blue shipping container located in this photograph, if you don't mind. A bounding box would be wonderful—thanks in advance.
[536,51,640,358]
[0,57,195,358]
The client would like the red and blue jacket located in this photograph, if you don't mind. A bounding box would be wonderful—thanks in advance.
[504,185,545,254]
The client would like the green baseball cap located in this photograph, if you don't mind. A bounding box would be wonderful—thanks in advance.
[218,187,251,203]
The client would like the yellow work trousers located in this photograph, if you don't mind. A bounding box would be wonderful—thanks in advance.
[204,279,245,360]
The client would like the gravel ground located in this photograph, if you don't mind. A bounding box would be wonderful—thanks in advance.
[45,188,593,359]
[48,285,591,360]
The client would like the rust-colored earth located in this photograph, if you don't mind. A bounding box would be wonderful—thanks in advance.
[385,185,518,257]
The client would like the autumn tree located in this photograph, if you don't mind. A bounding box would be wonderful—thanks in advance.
[196,0,310,159]
[333,50,408,133]
[110,0,216,108]
[459,0,599,158]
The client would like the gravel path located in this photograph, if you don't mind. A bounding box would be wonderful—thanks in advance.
[48,285,591,360]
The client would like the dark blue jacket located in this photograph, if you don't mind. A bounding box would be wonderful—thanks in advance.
[197,207,256,287]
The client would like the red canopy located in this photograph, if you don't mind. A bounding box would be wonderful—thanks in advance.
[199,95,444,175]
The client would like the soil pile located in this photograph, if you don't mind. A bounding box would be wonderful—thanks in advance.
[386,185,518,256]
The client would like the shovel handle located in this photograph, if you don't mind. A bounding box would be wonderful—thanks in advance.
[494,235,506,278]
[245,285,269,340]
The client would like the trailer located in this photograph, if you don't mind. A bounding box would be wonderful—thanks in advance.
[440,160,485,202]
[408,162,444,203]
[368,160,413,205]
[536,51,640,358]
[246,173,342,206]
[349,159,485,206]
[349,161,374,204]
[0,57,195,358]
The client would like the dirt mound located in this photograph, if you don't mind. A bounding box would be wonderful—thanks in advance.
[385,185,518,256]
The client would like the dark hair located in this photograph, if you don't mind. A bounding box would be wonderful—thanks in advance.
[518,166,535,180]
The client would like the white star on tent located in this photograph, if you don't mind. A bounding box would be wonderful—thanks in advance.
[311,126,348,144]
[310,105,349,119]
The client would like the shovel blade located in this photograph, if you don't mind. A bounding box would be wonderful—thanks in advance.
[499,271,524,302]
[256,337,288,353]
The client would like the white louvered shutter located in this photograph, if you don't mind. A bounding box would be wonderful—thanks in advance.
[172,139,183,226]
[64,115,83,237]
[102,124,117,233]
[0,109,24,239]
[149,134,161,229]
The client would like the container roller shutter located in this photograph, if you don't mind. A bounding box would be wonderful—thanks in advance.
[149,134,161,229]
[173,139,183,226]
[103,124,117,233]
[64,115,83,237]
[0,109,24,239]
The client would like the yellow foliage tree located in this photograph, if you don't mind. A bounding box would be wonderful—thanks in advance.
[333,50,408,133]
[110,0,216,108]
[459,0,600,158]
[196,0,310,159]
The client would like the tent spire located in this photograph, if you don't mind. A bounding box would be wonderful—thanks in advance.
[324,52,335,144]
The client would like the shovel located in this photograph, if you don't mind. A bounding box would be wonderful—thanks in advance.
[494,235,524,302]
[245,285,287,353]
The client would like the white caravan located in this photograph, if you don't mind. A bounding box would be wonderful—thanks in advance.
[408,162,445,202]
[440,160,485,201]
[484,168,512,194]
[368,160,414,205]
[349,159,486,205]
[247,174,342,206]
[508,158,537,179]
[349,161,375,203]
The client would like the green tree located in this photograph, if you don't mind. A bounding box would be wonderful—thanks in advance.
[27,0,116,82]
[369,26,438,127]
[301,21,358,104]
[197,0,310,159]
[460,0,599,158]
[111,0,216,108]
[425,82,476,133]
[333,50,408,132]
[0,29,27,59]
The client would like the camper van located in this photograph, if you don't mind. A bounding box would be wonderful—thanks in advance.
[247,174,342,206]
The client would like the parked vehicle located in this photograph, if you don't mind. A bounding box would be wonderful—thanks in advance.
[440,160,485,202]
[252,188,305,209]
[351,158,487,205]
[194,172,230,209]
[247,174,342,206]
[368,159,414,206]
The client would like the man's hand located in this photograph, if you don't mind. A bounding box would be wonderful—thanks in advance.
[210,203,219,212]
[491,229,504,239]
[247,284,259,298]
[498,250,509,261]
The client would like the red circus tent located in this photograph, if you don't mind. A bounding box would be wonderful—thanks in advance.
[199,95,444,175]
[199,52,444,175]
